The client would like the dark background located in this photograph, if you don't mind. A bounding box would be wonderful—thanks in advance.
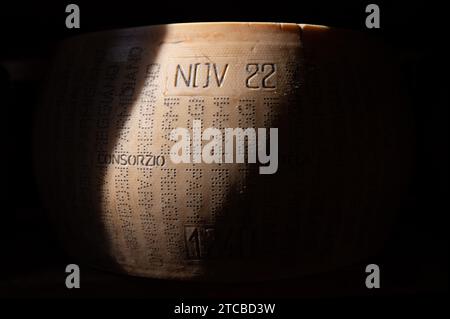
[0,0,447,301]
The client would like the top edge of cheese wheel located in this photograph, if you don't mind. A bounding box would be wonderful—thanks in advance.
[61,22,334,44]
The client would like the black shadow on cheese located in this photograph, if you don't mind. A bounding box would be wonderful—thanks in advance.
[199,26,414,281]
[34,26,168,275]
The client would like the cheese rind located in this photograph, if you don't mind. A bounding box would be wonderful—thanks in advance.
[34,23,413,281]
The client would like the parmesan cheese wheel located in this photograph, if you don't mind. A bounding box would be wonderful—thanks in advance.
[34,22,413,280]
